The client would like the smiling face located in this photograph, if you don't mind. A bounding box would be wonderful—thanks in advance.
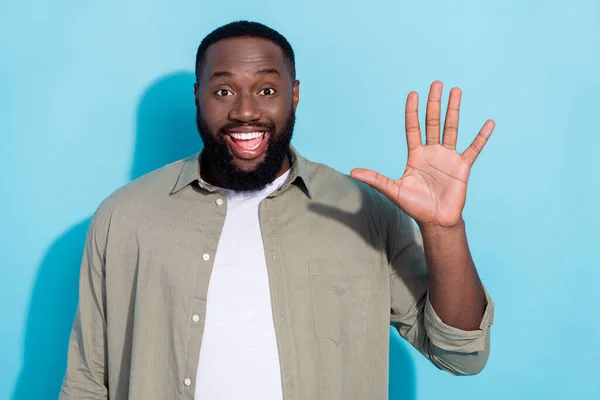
[194,37,300,191]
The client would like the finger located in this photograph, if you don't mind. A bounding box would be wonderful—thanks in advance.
[442,87,462,149]
[405,91,422,152]
[350,168,399,200]
[461,120,495,166]
[425,81,443,145]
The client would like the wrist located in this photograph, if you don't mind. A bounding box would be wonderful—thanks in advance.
[417,217,466,237]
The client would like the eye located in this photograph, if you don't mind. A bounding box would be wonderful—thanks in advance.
[259,88,277,96]
[215,89,233,97]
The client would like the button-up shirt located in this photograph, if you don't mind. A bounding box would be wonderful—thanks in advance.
[59,146,494,400]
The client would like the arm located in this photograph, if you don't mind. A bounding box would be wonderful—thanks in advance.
[388,208,494,375]
[59,209,109,399]
[351,80,496,374]
[419,218,485,331]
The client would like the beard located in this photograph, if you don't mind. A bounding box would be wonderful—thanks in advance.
[196,106,296,192]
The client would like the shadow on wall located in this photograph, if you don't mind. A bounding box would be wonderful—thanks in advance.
[11,71,201,400]
[11,71,416,400]
[389,326,416,399]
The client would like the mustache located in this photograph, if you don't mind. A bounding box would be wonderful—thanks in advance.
[217,121,275,134]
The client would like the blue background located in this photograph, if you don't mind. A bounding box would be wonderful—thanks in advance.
[2,1,599,399]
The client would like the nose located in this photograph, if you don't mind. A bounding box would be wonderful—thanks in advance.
[228,91,263,123]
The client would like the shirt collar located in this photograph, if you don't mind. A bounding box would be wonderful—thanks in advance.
[170,144,312,198]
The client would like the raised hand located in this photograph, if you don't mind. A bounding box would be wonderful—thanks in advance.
[350,81,495,229]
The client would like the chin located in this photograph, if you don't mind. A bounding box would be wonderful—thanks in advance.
[231,156,266,172]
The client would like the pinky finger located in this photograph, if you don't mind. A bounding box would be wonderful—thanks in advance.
[461,120,495,166]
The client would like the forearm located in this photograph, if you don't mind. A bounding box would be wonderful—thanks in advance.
[419,218,486,331]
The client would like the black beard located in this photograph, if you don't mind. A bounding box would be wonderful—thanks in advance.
[196,107,295,192]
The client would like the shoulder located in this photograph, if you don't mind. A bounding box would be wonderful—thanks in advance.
[92,156,191,227]
[302,156,397,215]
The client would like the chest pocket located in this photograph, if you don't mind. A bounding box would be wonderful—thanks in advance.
[308,257,373,345]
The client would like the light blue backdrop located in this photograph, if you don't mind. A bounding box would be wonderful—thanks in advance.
[2,1,599,399]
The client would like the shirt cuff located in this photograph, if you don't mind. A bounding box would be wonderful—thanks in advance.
[424,285,494,353]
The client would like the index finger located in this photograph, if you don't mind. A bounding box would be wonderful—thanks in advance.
[405,91,422,152]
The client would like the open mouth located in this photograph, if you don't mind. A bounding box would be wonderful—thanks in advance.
[225,130,270,159]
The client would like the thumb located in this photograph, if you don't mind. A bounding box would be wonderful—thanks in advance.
[350,168,398,200]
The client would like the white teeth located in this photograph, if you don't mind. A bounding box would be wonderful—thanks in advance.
[230,131,264,140]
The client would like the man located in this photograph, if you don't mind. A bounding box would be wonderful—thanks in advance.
[60,20,494,400]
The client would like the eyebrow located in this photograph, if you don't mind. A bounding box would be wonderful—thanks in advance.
[209,71,234,80]
[255,68,280,77]
[209,68,281,81]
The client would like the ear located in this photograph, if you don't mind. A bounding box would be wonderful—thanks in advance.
[194,82,199,108]
[292,80,300,112]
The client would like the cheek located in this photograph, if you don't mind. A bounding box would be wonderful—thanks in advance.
[200,98,230,129]
[263,97,293,126]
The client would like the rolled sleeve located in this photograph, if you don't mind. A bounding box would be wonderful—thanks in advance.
[424,285,494,353]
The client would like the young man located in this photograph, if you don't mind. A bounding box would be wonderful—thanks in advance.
[60,20,495,400]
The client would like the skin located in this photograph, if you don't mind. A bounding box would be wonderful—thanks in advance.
[352,82,495,330]
[194,37,300,186]
[195,37,492,331]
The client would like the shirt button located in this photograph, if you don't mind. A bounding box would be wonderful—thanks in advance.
[202,253,210,261]
[184,378,192,386]
[216,198,224,206]
[191,314,200,323]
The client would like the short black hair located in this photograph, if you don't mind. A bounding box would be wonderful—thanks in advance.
[195,20,296,83]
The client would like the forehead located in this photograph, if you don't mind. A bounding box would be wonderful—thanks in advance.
[201,37,289,80]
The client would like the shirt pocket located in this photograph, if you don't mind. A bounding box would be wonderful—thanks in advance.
[308,257,373,345]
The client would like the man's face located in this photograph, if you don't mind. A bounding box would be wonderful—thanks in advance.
[194,37,300,191]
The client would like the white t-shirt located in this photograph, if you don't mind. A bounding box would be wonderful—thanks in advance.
[195,171,290,400]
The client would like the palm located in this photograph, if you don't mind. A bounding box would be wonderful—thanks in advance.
[399,145,470,226]
[351,81,495,228]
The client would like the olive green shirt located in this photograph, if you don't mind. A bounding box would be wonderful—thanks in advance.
[60,146,494,400]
